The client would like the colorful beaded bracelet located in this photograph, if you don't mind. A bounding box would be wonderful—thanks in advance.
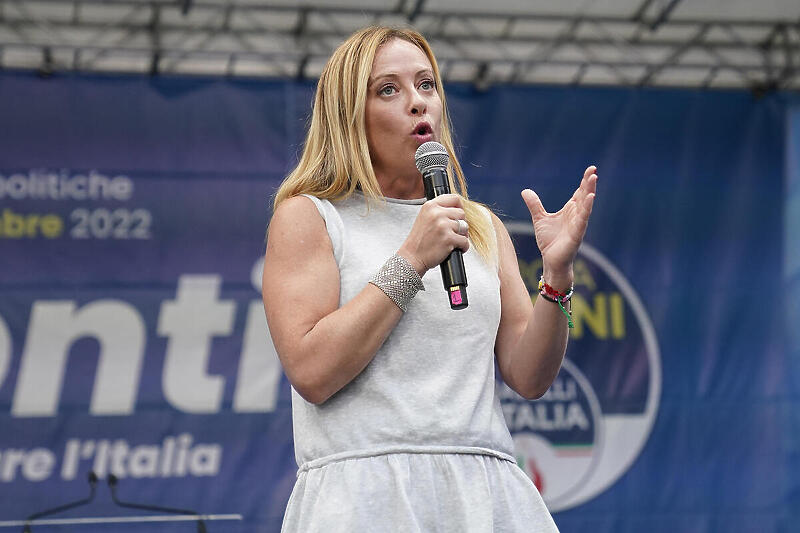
[538,276,574,329]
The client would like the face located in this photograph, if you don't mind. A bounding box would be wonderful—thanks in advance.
[365,38,443,185]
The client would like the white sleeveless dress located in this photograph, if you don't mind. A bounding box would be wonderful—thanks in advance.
[281,192,559,532]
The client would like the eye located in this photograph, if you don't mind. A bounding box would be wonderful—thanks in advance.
[379,84,397,96]
[419,79,435,91]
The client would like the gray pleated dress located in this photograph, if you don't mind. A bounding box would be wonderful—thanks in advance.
[281,192,559,532]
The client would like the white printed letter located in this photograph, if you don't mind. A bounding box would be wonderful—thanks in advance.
[12,301,145,416]
[159,275,234,413]
[233,301,282,412]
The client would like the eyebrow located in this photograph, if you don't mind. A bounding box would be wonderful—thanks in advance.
[368,69,434,88]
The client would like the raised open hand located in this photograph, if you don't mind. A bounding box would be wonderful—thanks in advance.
[521,165,598,283]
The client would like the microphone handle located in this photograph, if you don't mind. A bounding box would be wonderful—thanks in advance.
[422,168,468,310]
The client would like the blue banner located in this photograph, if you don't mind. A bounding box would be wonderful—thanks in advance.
[0,72,794,532]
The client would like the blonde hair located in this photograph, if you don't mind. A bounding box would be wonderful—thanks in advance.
[273,26,496,264]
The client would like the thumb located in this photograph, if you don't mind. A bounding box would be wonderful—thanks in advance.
[521,188,546,218]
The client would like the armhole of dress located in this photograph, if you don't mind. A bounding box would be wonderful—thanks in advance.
[300,194,345,266]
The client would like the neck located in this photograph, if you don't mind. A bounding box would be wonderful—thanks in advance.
[375,170,425,200]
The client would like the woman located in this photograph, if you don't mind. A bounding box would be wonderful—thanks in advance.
[262,26,597,532]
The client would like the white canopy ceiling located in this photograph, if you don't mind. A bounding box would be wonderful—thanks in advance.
[1,0,798,91]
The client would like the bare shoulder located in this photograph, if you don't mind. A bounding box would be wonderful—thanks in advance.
[266,195,332,256]
[488,210,516,269]
[488,209,508,235]
[263,194,337,296]
[262,194,339,341]
[268,195,325,237]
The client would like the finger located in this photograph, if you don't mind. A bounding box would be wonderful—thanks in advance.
[569,195,593,237]
[586,173,598,197]
[577,173,598,203]
[453,218,469,236]
[442,207,466,221]
[583,192,596,218]
[572,168,598,208]
[521,188,546,218]
[583,165,597,183]
[580,166,596,193]
[576,165,596,195]
[431,193,463,208]
[573,166,597,202]
[454,234,470,253]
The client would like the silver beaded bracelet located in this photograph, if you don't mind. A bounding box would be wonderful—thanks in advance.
[369,253,425,312]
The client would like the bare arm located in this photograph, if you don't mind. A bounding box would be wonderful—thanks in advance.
[262,194,468,404]
[494,165,598,399]
[493,213,571,399]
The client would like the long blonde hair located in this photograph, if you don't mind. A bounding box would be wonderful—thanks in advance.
[273,26,496,264]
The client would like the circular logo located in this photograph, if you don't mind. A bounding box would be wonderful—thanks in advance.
[503,223,662,512]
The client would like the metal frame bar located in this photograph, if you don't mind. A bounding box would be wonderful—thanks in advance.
[2,21,790,51]
[0,0,796,90]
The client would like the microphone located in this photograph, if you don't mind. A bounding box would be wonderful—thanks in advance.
[24,471,98,532]
[414,141,468,310]
[107,474,207,532]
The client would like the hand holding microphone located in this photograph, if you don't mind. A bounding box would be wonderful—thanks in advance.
[411,141,469,310]
[398,193,469,271]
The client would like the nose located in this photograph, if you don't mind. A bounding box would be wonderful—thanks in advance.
[409,88,427,116]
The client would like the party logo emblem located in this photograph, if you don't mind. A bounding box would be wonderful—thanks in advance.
[503,224,661,512]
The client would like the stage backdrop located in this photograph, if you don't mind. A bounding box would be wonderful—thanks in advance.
[0,72,795,533]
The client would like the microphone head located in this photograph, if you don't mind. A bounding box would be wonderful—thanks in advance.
[415,141,450,174]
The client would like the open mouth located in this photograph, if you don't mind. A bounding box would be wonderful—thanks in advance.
[411,122,433,143]
[413,122,433,137]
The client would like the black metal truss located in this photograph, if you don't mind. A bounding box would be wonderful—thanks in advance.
[0,0,798,92]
